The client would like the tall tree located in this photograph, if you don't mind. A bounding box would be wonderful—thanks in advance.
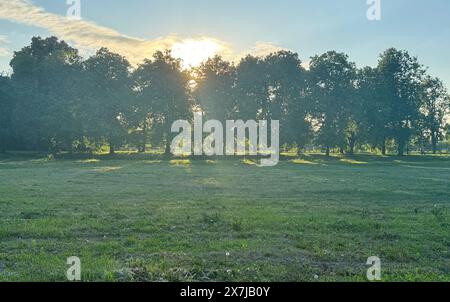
[308,51,356,156]
[445,123,450,142]
[9,36,82,152]
[419,76,450,154]
[234,51,311,153]
[357,67,390,154]
[131,64,156,153]
[263,51,310,153]
[195,56,236,121]
[234,55,268,121]
[376,48,425,156]
[83,48,131,155]
[0,75,13,152]
[133,50,192,155]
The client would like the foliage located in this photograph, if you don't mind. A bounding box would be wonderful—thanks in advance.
[0,36,449,155]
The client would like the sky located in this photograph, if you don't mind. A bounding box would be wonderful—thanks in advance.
[0,0,450,87]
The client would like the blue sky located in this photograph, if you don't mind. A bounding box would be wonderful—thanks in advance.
[1,0,450,87]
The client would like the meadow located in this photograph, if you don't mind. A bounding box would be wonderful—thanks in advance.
[0,153,449,281]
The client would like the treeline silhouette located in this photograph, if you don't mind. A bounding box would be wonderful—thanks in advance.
[0,36,449,156]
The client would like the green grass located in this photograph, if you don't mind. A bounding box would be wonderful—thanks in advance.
[0,153,449,281]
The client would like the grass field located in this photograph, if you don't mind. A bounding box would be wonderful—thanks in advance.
[0,153,449,282]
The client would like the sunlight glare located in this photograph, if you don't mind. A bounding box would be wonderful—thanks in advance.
[171,38,223,68]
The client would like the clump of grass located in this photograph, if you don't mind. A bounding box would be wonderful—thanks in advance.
[19,211,42,220]
[119,258,149,282]
[431,205,448,226]
[231,219,244,232]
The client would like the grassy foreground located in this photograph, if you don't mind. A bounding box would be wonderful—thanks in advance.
[0,153,449,282]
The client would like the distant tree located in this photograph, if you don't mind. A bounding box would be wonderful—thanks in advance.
[263,51,310,153]
[419,76,450,154]
[443,124,450,150]
[131,63,158,153]
[0,75,13,152]
[192,56,237,155]
[357,67,390,154]
[9,36,82,152]
[233,52,311,154]
[83,48,132,155]
[195,56,236,121]
[376,48,425,156]
[3,36,450,157]
[234,55,267,121]
[308,51,357,156]
[134,50,192,155]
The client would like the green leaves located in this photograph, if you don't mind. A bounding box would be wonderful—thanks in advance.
[1,37,449,156]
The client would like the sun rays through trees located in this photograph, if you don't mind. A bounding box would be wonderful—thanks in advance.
[0,36,449,156]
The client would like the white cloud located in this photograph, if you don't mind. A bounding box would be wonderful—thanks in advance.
[0,48,9,57]
[0,0,176,64]
[239,41,286,59]
[0,35,10,57]
[0,0,288,65]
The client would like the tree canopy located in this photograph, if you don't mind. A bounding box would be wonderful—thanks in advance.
[0,36,449,156]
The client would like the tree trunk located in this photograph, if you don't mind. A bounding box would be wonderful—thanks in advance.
[164,117,172,156]
[165,138,171,156]
[140,122,147,153]
[139,134,146,153]
[109,141,115,155]
[348,132,356,155]
[49,138,58,157]
[397,140,405,156]
[431,132,438,155]
[339,146,344,154]
[325,146,330,156]
[381,140,386,155]
[348,143,355,155]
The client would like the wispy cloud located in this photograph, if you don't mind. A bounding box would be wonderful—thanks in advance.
[238,41,286,58]
[0,35,10,57]
[0,0,287,65]
[0,0,178,64]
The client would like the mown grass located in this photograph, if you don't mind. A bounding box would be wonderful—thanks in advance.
[0,153,449,281]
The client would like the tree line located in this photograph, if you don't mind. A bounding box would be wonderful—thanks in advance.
[0,36,449,156]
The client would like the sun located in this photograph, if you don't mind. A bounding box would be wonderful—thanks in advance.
[171,38,224,69]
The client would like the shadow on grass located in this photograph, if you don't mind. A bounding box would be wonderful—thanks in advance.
[0,151,448,167]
